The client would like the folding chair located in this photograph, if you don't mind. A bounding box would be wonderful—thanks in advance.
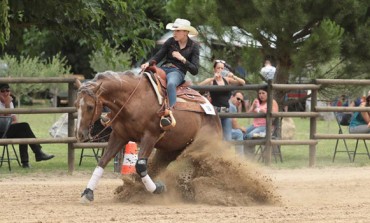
[332,112,353,162]
[79,118,111,166]
[352,139,369,162]
[254,117,283,163]
[0,116,21,171]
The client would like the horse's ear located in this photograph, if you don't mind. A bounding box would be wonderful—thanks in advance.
[92,82,102,93]
[74,79,82,89]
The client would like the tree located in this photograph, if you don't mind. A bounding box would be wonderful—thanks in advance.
[167,0,369,106]
[0,0,170,77]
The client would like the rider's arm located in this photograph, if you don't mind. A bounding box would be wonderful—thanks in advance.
[184,42,200,75]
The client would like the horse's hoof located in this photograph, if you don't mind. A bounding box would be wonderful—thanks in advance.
[80,188,94,203]
[153,181,167,194]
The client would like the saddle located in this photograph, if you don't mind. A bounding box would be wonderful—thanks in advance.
[145,65,207,114]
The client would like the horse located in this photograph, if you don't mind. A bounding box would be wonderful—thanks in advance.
[75,70,222,203]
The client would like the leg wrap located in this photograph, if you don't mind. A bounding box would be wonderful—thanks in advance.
[135,159,148,177]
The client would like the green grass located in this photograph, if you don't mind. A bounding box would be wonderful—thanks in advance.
[239,116,370,169]
[1,106,369,175]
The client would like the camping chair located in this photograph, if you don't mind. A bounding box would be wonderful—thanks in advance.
[254,117,283,163]
[332,112,353,162]
[0,116,21,171]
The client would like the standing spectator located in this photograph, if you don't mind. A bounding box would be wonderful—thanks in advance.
[141,18,200,128]
[0,83,54,168]
[198,59,245,140]
[260,59,276,80]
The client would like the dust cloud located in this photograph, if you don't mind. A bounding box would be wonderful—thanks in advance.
[114,128,280,206]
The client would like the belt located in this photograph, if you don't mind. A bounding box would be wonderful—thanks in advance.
[214,106,229,113]
[162,63,177,68]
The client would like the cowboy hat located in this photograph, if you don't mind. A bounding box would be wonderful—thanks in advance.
[166,18,198,36]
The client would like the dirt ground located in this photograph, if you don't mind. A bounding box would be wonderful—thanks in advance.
[1,165,370,223]
[1,131,370,223]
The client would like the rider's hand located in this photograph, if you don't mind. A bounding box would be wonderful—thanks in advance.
[141,62,149,70]
[172,51,185,62]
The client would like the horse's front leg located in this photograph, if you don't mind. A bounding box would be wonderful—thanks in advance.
[81,134,126,203]
[135,136,166,194]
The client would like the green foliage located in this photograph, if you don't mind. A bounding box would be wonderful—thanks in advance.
[167,0,369,105]
[1,0,169,76]
[0,0,10,48]
[0,54,71,106]
[89,41,131,73]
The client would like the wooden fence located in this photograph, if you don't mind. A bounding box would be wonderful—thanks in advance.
[0,77,369,173]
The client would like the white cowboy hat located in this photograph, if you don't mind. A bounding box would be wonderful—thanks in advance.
[166,18,198,36]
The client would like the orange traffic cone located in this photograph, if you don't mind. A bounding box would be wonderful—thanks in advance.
[121,141,138,175]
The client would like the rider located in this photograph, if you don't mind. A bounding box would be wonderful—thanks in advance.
[141,18,200,128]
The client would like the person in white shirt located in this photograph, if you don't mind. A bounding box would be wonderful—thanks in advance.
[260,59,276,80]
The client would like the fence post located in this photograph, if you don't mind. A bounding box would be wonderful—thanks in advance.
[264,80,273,165]
[67,81,76,173]
[309,86,318,167]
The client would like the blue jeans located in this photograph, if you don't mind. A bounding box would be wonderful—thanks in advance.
[161,67,185,107]
[232,129,243,141]
[349,125,370,133]
[232,128,244,156]
[244,125,266,139]
[221,117,232,141]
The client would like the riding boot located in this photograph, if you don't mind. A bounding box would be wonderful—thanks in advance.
[160,109,176,130]
[31,144,55,162]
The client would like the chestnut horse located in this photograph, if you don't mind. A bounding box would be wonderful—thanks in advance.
[75,70,222,203]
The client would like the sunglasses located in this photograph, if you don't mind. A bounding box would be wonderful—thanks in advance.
[214,59,225,64]
[0,88,10,93]
[236,97,243,102]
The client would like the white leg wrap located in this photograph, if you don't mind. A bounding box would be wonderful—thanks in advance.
[86,166,104,190]
[141,175,156,193]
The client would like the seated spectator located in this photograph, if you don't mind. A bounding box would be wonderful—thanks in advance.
[244,86,279,139]
[0,83,54,168]
[229,91,246,156]
[349,95,370,134]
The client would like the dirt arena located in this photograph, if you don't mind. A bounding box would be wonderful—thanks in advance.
[1,166,370,223]
[1,132,370,223]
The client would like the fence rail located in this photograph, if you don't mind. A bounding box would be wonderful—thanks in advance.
[0,77,369,172]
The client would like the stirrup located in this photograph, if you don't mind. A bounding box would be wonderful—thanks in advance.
[160,110,176,130]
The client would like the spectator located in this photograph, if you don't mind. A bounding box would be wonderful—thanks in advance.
[244,86,279,139]
[198,59,245,140]
[229,91,246,156]
[141,18,200,129]
[260,59,276,80]
[0,83,54,168]
[349,95,370,134]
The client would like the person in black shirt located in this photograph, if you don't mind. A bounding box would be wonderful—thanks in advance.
[141,18,200,128]
[0,83,54,168]
[198,60,245,140]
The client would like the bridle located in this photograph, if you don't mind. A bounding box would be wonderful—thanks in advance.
[79,75,144,141]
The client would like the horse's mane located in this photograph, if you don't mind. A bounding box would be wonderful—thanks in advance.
[79,70,137,96]
[93,70,136,82]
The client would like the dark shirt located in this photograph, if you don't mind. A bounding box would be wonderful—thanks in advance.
[150,37,200,75]
[210,77,231,108]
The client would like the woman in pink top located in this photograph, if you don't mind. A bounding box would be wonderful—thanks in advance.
[244,86,278,139]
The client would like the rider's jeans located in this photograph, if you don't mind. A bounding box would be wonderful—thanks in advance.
[221,117,232,141]
[161,67,185,108]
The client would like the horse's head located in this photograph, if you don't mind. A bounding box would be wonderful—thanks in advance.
[75,82,103,142]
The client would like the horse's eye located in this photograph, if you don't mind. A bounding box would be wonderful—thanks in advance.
[87,105,94,111]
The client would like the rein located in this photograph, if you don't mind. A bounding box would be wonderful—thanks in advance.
[90,74,144,141]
